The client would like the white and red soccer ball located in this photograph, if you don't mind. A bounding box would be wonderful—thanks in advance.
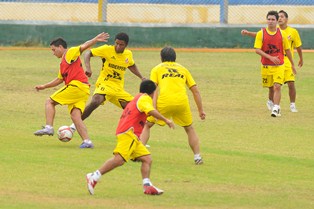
[57,126,73,142]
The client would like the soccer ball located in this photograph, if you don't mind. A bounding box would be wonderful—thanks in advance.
[57,126,73,142]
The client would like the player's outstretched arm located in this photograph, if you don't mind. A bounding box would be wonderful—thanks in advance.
[80,32,110,53]
[241,29,257,38]
[190,85,206,120]
[35,78,63,91]
[148,110,175,129]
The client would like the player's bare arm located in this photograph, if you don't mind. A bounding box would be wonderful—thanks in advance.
[35,78,63,91]
[190,85,206,120]
[148,110,175,129]
[255,48,281,65]
[285,49,296,75]
[128,64,145,80]
[241,29,257,38]
[80,32,110,53]
[296,46,303,67]
[84,50,93,77]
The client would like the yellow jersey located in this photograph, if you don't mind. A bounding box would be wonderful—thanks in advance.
[91,45,135,89]
[150,61,196,104]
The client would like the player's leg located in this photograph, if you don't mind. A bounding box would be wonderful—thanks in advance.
[271,82,282,117]
[86,131,134,195]
[86,154,125,195]
[70,107,94,148]
[82,94,106,120]
[261,68,274,111]
[283,61,297,112]
[110,89,133,109]
[267,86,274,111]
[134,143,163,195]
[70,93,105,132]
[140,121,155,145]
[173,103,203,164]
[287,81,297,112]
[34,98,58,136]
[183,125,203,165]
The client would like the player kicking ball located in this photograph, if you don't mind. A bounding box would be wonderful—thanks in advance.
[86,80,175,195]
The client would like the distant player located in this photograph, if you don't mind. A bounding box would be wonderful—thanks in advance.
[86,80,174,195]
[241,10,303,112]
[34,32,110,148]
[252,10,296,117]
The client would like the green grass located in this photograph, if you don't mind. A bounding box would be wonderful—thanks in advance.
[0,48,314,209]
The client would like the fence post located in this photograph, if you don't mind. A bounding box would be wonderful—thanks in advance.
[220,0,229,24]
[98,0,107,22]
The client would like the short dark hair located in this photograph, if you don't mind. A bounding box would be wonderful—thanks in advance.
[50,38,67,48]
[115,32,129,45]
[140,80,156,94]
[267,10,279,21]
[161,46,176,62]
[279,10,288,18]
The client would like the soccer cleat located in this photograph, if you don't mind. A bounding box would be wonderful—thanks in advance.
[86,173,97,195]
[143,185,164,195]
[271,109,281,117]
[79,142,94,149]
[290,105,298,113]
[34,126,54,136]
[195,158,204,165]
[266,100,274,111]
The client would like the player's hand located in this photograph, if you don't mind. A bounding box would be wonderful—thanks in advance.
[241,29,248,36]
[96,32,110,42]
[298,59,303,68]
[166,119,175,129]
[35,85,45,91]
[199,111,206,120]
[292,65,297,75]
[270,56,281,65]
[85,70,92,77]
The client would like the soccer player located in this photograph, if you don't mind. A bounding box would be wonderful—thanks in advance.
[241,10,303,113]
[252,10,296,117]
[34,32,110,148]
[86,80,174,195]
[70,32,145,140]
[140,46,206,165]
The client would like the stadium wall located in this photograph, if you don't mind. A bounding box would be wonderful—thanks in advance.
[1,23,314,49]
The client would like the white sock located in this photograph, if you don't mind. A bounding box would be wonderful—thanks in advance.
[70,123,76,131]
[45,125,53,129]
[143,178,152,186]
[93,170,102,181]
[268,100,273,105]
[84,139,92,144]
[273,105,280,110]
[290,102,296,107]
[194,153,202,160]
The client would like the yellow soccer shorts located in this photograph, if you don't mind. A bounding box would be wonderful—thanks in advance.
[93,83,133,108]
[114,129,150,162]
[50,82,90,113]
[260,65,284,88]
[283,63,295,83]
[147,101,193,127]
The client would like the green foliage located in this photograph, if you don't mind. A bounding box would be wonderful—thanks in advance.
[0,48,314,209]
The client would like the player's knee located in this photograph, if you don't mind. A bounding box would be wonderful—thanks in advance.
[91,95,104,106]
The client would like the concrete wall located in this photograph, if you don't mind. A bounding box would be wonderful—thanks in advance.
[1,23,314,48]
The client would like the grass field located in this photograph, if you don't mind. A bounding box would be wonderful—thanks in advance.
[0,48,313,209]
